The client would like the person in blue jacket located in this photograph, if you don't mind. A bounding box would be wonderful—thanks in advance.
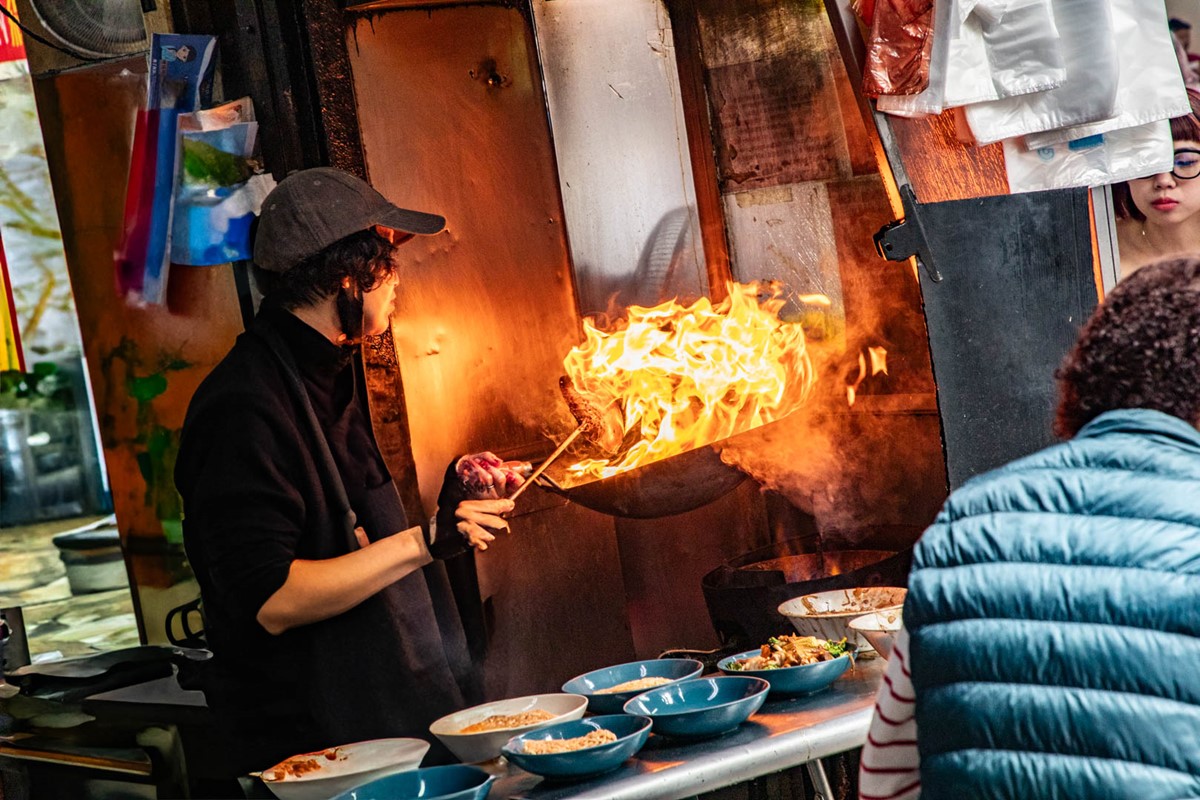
[860,256,1200,800]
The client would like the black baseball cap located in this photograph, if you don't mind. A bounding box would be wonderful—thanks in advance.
[254,167,446,273]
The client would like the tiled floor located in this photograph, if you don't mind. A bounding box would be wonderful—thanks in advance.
[0,516,140,660]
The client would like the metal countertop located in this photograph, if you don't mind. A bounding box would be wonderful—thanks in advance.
[489,657,884,800]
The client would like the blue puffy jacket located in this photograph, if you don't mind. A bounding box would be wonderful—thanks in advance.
[906,408,1200,800]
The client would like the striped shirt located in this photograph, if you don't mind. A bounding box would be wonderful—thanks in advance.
[859,626,920,800]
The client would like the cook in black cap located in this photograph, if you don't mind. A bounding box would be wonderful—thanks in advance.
[174,168,527,776]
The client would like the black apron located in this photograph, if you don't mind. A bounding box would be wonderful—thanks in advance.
[233,321,476,768]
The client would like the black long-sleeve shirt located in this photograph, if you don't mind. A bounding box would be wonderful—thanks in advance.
[176,299,471,773]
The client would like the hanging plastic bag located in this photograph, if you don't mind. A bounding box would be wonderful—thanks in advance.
[862,0,936,97]
[877,0,952,117]
[114,107,177,303]
[963,0,1117,144]
[113,34,216,306]
[171,98,276,266]
[1022,0,1188,149]
[1004,120,1173,193]
[885,0,1066,117]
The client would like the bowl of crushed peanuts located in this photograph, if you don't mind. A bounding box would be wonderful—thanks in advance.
[429,693,588,765]
[500,715,652,780]
[561,658,704,715]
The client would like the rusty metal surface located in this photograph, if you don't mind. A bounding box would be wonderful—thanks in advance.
[530,0,709,316]
[614,479,770,658]
[344,4,581,513]
[31,59,244,642]
[305,0,368,176]
[362,329,425,525]
[474,500,635,700]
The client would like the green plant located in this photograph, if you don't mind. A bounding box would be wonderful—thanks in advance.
[0,363,73,410]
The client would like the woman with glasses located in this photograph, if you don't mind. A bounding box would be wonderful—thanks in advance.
[1114,89,1200,278]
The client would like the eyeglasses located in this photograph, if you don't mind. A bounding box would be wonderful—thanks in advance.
[1172,148,1200,180]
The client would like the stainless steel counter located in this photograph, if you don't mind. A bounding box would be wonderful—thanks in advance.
[489,658,884,800]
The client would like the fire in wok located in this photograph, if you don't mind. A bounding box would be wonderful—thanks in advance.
[542,282,822,516]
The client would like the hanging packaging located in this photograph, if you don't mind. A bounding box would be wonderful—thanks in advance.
[171,98,275,266]
[1022,0,1189,149]
[862,0,936,97]
[880,0,1066,117]
[877,0,952,116]
[1004,120,1173,193]
[963,0,1118,144]
[114,34,216,305]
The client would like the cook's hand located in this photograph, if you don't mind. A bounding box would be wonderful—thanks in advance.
[453,498,515,551]
[455,452,532,500]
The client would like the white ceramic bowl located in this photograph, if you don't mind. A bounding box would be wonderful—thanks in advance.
[429,693,588,764]
[778,587,906,654]
[260,738,429,800]
[848,608,904,659]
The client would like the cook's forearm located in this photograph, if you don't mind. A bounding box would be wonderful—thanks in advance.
[256,526,432,634]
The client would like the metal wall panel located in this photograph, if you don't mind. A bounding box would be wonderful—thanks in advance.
[346,5,583,509]
[531,0,709,316]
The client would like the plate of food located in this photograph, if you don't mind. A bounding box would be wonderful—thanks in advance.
[258,738,430,800]
[561,658,704,714]
[428,693,588,764]
[717,634,853,695]
[777,586,906,654]
[500,715,652,780]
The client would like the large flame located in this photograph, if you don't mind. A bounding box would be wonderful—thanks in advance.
[561,282,818,484]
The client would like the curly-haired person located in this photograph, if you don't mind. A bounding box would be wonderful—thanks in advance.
[860,257,1200,800]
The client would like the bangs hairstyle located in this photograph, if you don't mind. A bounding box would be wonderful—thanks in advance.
[253,228,397,309]
[1113,89,1200,221]
[1054,256,1200,437]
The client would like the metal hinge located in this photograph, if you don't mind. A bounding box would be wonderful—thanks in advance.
[873,184,943,283]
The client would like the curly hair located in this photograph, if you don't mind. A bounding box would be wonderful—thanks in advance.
[1055,256,1200,437]
[252,228,397,309]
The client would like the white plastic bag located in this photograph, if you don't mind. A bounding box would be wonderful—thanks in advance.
[973,0,1066,97]
[884,0,1066,116]
[964,0,1118,144]
[1022,0,1188,148]
[1003,120,1173,193]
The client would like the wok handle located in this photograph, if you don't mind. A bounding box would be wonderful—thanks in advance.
[509,426,584,502]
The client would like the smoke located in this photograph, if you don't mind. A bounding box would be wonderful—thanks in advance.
[718,334,947,550]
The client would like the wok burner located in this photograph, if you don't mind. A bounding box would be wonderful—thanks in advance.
[701,531,915,652]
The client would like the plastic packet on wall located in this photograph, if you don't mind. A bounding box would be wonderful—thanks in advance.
[171,98,276,266]
[1004,120,1173,193]
[964,0,1117,144]
[1022,0,1188,149]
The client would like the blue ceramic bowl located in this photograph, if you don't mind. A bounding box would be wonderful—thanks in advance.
[716,651,852,696]
[622,676,770,739]
[562,658,704,714]
[329,764,493,800]
[501,715,652,780]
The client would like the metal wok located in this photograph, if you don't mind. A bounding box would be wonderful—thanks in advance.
[535,417,791,518]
